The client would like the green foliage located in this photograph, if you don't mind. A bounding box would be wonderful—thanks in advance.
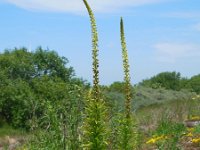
[118,116,138,150]
[186,74,200,94]
[156,120,186,136]
[194,124,200,134]
[0,48,34,80]
[28,82,85,149]
[0,47,87,148]
[33,47,74,81]
[0,47,83,129]
[82,94,108,149]
[0,47,74,81]
[0,79,35,128]
[140,72,200,93]
[28,102,63,150]
[0,124,25,137]
[140,71,182,90]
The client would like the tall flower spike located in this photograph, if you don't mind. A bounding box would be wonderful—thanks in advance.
[120,17,132,118]
[118,17,138,150]
[83,0,100,100]
[82,0,107,149]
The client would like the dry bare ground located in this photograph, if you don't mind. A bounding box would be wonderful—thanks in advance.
[0,136,25,150]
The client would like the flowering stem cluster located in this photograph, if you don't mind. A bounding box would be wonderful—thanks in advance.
[82,1,137,149]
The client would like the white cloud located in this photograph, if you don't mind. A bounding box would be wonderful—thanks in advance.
[164,12,200,19]
[154,43,200,63]
[4,0,165,13]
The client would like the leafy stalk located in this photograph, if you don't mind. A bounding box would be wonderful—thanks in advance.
[119,17,138,150]
[83,0,100,100]
[120,17,132,119]
[82,0,107,149]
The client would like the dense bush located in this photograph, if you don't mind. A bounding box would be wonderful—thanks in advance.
[0,47,88,129]
[186,74,200,94]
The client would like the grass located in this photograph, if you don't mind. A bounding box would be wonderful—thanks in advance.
[0,123,26,137]
[136,98,198,131]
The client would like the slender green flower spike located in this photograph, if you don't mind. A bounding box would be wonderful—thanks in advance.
[120,17,132,119]
[83,0,100,100]
[118,17,138,150]
[82,0,107,149]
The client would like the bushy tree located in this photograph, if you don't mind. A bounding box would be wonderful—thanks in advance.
[0,47,85,130]
[32,47,74,81]
[140,72,182,90]
[186,74,200,94]
[140,72,200,93]
[0,47,74,81]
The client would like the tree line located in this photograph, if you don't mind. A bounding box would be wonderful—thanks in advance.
[139,71,200,93]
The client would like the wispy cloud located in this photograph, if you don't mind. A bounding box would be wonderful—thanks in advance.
[4,0,166,13]
[154,43,200,63]
[164,12,200,19]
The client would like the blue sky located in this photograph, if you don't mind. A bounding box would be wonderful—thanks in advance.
[0,0,200,85]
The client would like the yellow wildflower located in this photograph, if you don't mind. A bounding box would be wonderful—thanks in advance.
[146,138,157,144]
[146,135,167,144]
[187,128,194,132]
[191,116,200,120]
[192,138,200,143]
[186,132,193,137]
